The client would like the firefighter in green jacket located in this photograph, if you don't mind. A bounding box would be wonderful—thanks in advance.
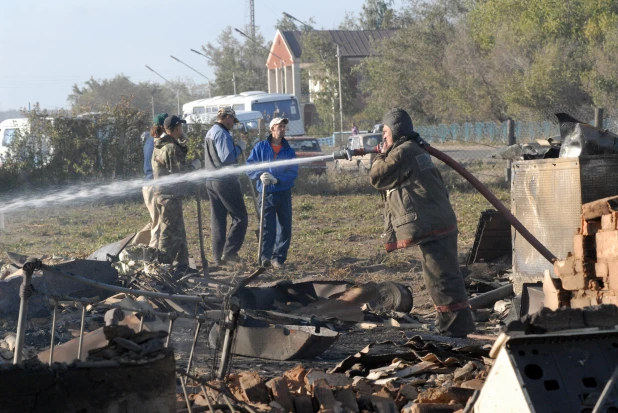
[369,108,475,338]
[152,115,190,275]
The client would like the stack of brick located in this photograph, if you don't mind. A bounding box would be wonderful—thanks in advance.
[552,195,618,308]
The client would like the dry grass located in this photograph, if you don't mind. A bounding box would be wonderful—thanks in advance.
[0,170,509,276]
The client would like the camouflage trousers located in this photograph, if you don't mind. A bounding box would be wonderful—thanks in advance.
[142,185,160,248]
[155,196,189,266]
[418,234,476,337]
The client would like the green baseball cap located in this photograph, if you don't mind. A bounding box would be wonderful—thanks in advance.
[153,112,169,126]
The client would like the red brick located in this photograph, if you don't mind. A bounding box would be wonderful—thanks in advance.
[608,261,618,291]
[602,213,618,231]
[596,231,618,263]
[596,262,609,281]
[561,274,587,291]
[574,259,596,276]
[573,234,596,260]
[571,296,593,308]
[601,294,618,306]
[554,255,575,278]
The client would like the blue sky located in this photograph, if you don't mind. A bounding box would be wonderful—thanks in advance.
[1,0,400,111]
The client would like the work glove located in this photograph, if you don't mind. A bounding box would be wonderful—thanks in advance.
[260,172,278,185]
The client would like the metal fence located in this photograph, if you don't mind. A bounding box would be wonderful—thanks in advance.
[315,117,618,189]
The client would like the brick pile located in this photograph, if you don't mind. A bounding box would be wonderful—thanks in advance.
[552,195,618,308]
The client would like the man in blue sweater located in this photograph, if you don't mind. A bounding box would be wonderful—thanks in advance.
[203,107,248,265]
[246,117,299,268]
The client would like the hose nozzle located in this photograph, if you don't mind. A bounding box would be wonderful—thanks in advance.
[332,146,380,161]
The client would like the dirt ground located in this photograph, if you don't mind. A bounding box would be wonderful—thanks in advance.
[0,172,510,374]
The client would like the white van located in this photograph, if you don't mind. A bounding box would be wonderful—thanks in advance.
[185,110,264,135]
[0,118,29,166]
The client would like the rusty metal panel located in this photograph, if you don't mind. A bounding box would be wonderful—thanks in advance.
[511,155,618,293]
[511,158,582,291]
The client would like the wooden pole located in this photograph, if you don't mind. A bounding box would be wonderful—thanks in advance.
[506,119,515,183]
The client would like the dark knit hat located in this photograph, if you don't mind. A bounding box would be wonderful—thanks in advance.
[153,113,168,126]
[382,108,414,140]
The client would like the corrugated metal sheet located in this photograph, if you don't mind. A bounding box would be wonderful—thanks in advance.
[280,30,397,59]
[511,156,618,293]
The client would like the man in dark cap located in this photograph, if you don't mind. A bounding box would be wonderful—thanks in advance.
[152,115,190,276]
[369,108,475,338]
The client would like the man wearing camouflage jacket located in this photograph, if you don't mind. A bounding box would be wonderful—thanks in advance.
[369,108,475,338]
[152,115,190,272]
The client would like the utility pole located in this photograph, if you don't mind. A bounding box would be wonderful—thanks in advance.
[249,0,255,39]
[191,48,237,96]
[170,55,212,98]
[336,44,344,139]
[145,65,180,115]
[595,107,604,129]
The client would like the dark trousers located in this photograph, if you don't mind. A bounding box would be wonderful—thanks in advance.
[418,234,476,337]
[205,179,248,261]
[259,189,292,264]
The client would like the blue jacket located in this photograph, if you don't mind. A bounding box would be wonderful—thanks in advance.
[247,136,298,193]
[204,123,242,180]
[143,135,154,180]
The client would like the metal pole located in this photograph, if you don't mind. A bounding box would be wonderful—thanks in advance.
[14,258,38,364]
[165,313,178,348]
[506,119,515,183]
[232,72,237,95]
[49,300,57,364]
[186,317,204,376]
[337,44,344,138]
[177,90,180,116]
[151,94,155,119]
[196,185,208,276]
[217,307,240,380]
[42,264,219,303]
[180,376,194,413]
[77,303,86,360]
[257,188,267,265]
[595,107,604,129]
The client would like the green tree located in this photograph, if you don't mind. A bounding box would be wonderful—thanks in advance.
[360,0,396,29]
[339,11,361,30]
[302,31,359,134]
[68,75,205,117]
[275,15,299,31]
[200,26,269,96]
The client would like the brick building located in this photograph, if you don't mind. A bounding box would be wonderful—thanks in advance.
[266,29,396,127]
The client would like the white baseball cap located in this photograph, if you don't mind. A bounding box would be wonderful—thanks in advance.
[269,117,289,129]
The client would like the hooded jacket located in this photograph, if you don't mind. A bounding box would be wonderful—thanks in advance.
[370,109,457,251]
[152,133,188,198]
[246,135,298,193]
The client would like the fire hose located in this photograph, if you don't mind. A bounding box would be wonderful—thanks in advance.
[332,139,558,264]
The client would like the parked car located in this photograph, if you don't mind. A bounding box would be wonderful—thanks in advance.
[335,133,382,172]
[286,136,328,175]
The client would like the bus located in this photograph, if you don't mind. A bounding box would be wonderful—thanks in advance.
[182,91,304,136]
